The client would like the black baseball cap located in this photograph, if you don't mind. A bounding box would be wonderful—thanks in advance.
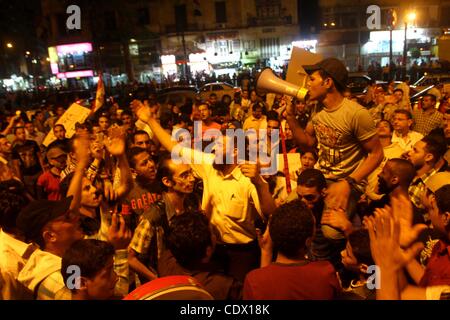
[16,197,74,242]
[302,58,348,89]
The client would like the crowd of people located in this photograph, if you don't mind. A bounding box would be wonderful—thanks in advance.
[0,57,449,300]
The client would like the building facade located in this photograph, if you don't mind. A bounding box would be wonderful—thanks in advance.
[40,0,301,85]
[316,0,450,72]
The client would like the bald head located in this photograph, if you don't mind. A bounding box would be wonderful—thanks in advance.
[387,158,416,188]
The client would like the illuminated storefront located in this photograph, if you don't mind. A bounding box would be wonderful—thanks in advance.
[48,42,95,87]
[362,28,437,65]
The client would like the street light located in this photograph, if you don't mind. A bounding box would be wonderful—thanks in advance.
[403,11,416,75]
[6,43,13,49]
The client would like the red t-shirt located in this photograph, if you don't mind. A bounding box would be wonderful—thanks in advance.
[243,261,340,300]
[419,240,450,287]
[37,171,61,200]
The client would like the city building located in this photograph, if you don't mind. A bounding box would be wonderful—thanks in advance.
[317,0,450,73]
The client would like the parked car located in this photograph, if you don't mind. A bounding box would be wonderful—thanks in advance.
[410,73,450,93]
[156,86,198,111]
[347,73,372,95]
[198,82,236,102]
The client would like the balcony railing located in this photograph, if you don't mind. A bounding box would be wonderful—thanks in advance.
[165,23,200,34]
[247,15,292,27]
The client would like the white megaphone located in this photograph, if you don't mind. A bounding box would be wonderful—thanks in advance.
[256,68,309,102]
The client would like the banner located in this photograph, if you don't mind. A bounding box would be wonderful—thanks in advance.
[92,73,105,113]
[42,102,91,147]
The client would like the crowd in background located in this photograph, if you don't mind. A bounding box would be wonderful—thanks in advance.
[0,57,449,300]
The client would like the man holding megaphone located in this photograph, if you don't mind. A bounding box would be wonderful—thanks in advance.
[258,58,384,241]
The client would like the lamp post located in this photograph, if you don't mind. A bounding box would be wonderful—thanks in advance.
[403,12,416,77]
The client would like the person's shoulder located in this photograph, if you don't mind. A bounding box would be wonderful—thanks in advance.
[245,265,273,280]
[307,260,337,274]
[343,98,369,114]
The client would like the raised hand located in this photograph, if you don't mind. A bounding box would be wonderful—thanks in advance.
[321,208,352,234]
[73,132,90,164]
[239,161,260,183]
[365,210,423,272]
[390,194,427,248]
[284,95,296,117]
[131,99,154,123]
[104,125,126,156]
[107,213,132,250]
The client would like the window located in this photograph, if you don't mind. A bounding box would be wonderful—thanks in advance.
[137,8,150,26]
[260,38,280,58]
[174,4,187,31]
[255,0,281,18]
[213,85,223,90]
[215,1,227,23]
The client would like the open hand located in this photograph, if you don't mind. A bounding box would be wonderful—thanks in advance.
[107,213,132,250]
[73,132,90,164]
[365,210,423,272]
[321,208,352,233]
[131,99,155,123]
[105,125,126,156]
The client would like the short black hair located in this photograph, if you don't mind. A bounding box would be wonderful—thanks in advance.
[0,181,29,233]
[132,130,150,144]
[393,88,403,94]
[301,149,319,161]
[54,124,66,131]
[61,239,115,292]
[435,185,450,216]
[394,109,412,119]
[13,126,25,134]
[376,119,394,132]
[126,146,149,169]
[269,199,314,259]
[252,102,265,112]
[423,94,437,103]
[297,168,326,191]
[167,212,212,269]
[422,133,447,163]
[121,110,133,117]
[348,229,374,266]
[266,111,280,122]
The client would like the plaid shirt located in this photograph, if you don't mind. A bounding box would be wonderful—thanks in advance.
[413,109,443,136]
[129,204,167,272]
[408,168,437,210]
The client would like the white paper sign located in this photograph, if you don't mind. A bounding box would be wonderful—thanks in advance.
[43,103,91,147]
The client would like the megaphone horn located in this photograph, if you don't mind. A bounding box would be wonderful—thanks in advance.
[256,68,309,102]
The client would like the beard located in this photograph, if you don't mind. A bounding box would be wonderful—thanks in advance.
[377,177,391,195]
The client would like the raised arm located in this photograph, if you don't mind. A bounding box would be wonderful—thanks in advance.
[66,133,90,211]
[240,162,276,218]
[104,126,133,199]
[285,99,316,149]
[131,100,178,153]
